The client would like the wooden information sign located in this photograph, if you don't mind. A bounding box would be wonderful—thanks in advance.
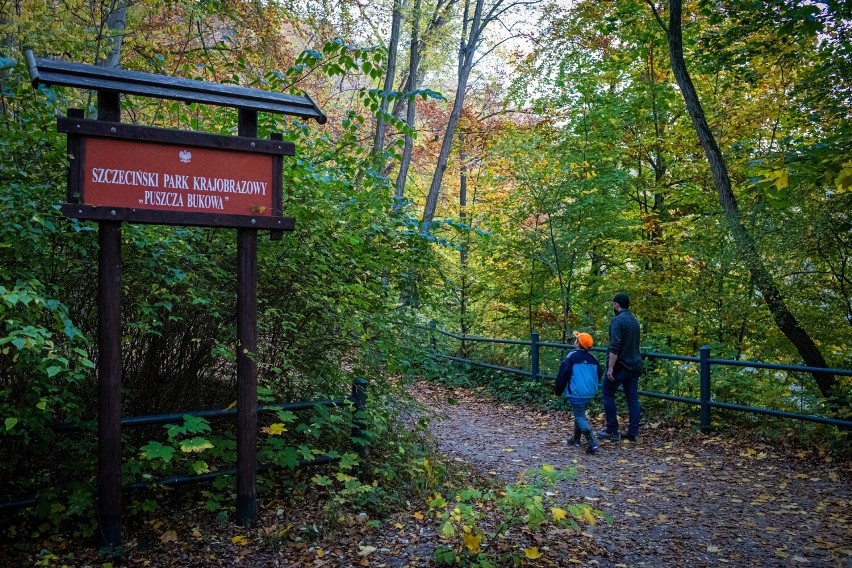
[26,50,326,549]
[58,118,294,233]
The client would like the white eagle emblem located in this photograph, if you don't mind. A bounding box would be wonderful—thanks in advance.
[179,150,192,163]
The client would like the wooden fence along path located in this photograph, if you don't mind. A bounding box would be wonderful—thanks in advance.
[0,379,368,514]
[430,324,852,431]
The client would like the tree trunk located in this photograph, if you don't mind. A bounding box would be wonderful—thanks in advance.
[370,0,404,169]
[648,42,666,254]
[664,0,837,398]
[394,0,423,212]
[459,137,469,357]
[420,0,483,232]
[390,0,458,126]
[98,0,128,68]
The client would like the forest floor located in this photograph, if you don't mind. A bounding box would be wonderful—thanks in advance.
[408,381,852,568]
[3,380,851,567]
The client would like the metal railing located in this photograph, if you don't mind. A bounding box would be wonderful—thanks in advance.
[429,324,852,431]
[0,378,368,513]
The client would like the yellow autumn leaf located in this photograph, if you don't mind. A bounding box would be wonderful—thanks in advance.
[582,507,597,526]
[412,511,424,520]
[262,423,286,435]
[191,528,202,538]
[551,507,568,522]
[524,547,543,559]
[160,530,178,543]
[463,532,482,554]
[231,535,249,545]
[774,169,789,190]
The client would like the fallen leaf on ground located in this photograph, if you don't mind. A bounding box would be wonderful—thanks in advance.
[524,546,543,559]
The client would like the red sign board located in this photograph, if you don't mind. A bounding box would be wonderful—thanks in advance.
[81,138,274,216]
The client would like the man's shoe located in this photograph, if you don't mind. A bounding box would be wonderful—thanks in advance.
[621,432,637,442]
[596,429,620,442]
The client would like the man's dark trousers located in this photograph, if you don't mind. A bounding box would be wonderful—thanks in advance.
[602,366,641,437]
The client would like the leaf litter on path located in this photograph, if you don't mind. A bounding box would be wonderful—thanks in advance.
[3,380,849,567]
[413,381,852,568]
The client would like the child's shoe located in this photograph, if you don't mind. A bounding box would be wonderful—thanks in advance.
[582,429,598,454]
[570,424,582,448]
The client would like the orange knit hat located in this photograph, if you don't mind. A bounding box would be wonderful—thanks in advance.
[572,330,593,349]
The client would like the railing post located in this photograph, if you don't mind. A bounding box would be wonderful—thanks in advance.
[699,345,712,433]
[351,378,368,479]
[530,331,540,382]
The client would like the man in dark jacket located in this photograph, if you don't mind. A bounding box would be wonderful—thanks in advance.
[598,293,642,442]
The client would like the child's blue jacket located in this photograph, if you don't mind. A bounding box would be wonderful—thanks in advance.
[554,348,601,404]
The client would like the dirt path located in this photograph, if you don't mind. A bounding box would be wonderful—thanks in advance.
[3,382,849,567]
[413,382,852,567]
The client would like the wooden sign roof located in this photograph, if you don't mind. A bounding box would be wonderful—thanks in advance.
[25,50,326,124]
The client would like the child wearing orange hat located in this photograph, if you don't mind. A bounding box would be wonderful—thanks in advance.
[554,331,602,453]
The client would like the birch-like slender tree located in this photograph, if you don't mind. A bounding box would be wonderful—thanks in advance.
[393,0,459,207]
[97,0,128,68]
[369,0,405,172]
[419,0,540,232]
[393,0,422,211]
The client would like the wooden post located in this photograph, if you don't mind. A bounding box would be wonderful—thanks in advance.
[530,331,540,382]
[96,91,122,549]
[351,378,368,480]
[236,109,259,527]
[270,132,284,242]
[699,345,712,433]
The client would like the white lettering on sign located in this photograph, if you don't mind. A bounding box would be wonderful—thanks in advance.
[192,176,267,195]
[187,193,225,210]
[163,173,190,190]
[92,168,160,187]
[89,167,268,212]
[143,191,185,207]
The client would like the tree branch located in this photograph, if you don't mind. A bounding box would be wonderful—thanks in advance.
[645,0,668,33]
